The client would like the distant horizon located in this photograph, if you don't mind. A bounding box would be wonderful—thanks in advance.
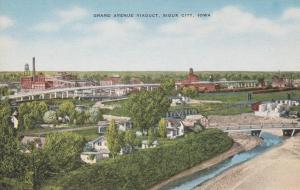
[1,69,299,73]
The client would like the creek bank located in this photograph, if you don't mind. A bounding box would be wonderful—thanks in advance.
[196,134,300,190]
[151,133,261,190]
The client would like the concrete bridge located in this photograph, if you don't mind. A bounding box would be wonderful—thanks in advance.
[5,80,258,102]
[6,83,160,102]
[218,123,300,137]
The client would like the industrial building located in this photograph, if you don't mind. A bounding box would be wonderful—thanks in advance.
[179,68,219,92]
[20,57,95,92]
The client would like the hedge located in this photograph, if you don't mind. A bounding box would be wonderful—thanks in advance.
[42,129,232,190]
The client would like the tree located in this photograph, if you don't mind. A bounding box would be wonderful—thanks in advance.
[74,111,87,125]
[124,130,136,152]
[126,89,171,131]
[43,111,57,124]
[147,128,154,146]
[181,86,198,98]
[0,100,27,181]
[43,133,84,173]
[23,114,33,130]
[106,120,121,158]
[160,79,176,96]
[158,118,167,138]
[58,101,75,121]
[86,108,102,124]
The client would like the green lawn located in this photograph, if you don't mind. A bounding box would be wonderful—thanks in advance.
[71,128,99,141]
[196,90,300,103]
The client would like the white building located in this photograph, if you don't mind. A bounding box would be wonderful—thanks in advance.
[170,94,190,106]
[166,118,185,139]
[81,136,110,164]
[254,100,299,118]
[97,119,132,134]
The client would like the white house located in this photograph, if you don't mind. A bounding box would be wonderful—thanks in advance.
[97,120,132,134]
[170,94,190,106]
[81,136,110,164]
[166,118,185,139]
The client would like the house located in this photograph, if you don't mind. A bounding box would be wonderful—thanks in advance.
[170,94,190,106]
[97,120,133,134]
[166,118,185,139]
[272,76,293,88]
[81,136,110,164]
[254,100,299,118]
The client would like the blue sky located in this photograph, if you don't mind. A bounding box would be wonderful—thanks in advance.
[0,0,300,71]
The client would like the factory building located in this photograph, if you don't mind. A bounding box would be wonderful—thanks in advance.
[20,57,95,92]
[179,68,219,92]
[20,57,49,91]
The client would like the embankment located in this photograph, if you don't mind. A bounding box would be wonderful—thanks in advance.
[42,129,232,190]
[151,133,261,190]
[196,134,300,190]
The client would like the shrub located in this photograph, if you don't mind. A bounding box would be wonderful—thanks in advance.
[43,129,232,190]
[43,110,58,124]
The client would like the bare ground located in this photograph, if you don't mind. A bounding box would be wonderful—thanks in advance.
[196,134,300,190]
[208,113,298,127]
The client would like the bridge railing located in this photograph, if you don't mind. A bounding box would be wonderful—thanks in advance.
[218,122,300,131]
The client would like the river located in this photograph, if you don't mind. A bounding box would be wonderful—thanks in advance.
[163,132,284,190]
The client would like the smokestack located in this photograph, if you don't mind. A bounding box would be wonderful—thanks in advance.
[32,57,36,80]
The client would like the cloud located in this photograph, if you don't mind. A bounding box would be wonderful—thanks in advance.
[282,7,300,21]
[34,6,88,32]
[0,16,14,31]
[1,6,300,71]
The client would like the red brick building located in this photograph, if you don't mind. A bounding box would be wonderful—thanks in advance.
[179,68,219,92]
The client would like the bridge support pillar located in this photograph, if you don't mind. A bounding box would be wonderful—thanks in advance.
[291,129,300,137]
[66,91,69,98]
[54,92,57,99]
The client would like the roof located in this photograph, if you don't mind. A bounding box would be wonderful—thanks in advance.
[88,136,105,145]
[166,118,182,127]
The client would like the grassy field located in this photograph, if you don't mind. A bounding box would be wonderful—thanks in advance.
[71,128,99,141]
[196,90,300,103]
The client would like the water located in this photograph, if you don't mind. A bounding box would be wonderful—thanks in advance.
[163,132,284,190]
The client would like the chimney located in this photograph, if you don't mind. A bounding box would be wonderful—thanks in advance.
[32,57,36,80]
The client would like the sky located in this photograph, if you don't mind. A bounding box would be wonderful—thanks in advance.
[0,0,300,71]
